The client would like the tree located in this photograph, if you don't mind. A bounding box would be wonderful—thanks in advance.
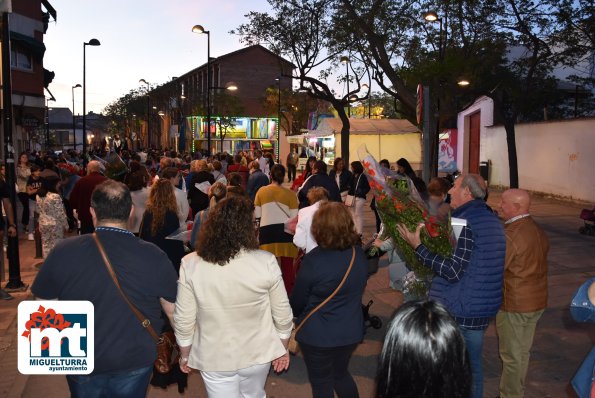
[332,0,592,187]
[213,90,244,151]
[233,0,369,164]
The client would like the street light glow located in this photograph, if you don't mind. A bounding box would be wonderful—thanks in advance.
[423,11,439,22]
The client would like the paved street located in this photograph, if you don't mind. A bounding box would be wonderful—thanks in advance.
[1,188,594,397]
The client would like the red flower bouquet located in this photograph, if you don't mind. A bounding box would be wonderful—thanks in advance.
[359,146,453,298]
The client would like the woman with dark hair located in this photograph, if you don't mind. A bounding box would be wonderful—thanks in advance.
[139,179,185,273]
[376,300,471,398]
[189,181,227,249]
[290,201,368,398]
[291,155,317,191]
[225,154,250,190]
[226,172,248,197]
[328,157,352,202]
[348,160,371,236]
[16,152,31,232]
[36,176,68,258]
[174,196,293,396]
[254,164,299,293]
[396,157,428,200]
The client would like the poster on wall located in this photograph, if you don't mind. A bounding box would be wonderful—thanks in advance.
[438,128,458,173]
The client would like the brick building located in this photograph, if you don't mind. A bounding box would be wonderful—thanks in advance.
[146,44,294,159]
[0,0,56,155]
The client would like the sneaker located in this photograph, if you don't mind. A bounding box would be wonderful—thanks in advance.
[0,289,14,300]
[4,283,29,293]
[28,233,34,241]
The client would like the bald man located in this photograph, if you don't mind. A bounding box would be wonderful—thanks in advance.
[497,188,549,398]
[70,160,107,234]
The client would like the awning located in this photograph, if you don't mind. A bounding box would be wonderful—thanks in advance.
[41,0,57,22]
[10,31,46,61]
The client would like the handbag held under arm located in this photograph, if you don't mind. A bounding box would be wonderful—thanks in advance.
[93,233,177,374]
[288,247,356,355]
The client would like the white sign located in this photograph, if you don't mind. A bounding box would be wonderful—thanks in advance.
[18,301,94,375]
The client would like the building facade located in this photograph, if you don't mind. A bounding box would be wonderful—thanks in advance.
[144,45,294,160]
[1,0,56,156]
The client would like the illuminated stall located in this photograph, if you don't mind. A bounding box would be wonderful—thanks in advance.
[187,116,278,155]
[307,118,422,169]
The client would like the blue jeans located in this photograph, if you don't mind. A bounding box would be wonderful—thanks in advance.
[460,327,485,398]
[66,365,153,398]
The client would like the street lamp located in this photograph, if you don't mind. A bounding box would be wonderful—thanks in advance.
[340,55,351,117]
[139,79,151,148]
[83,38,100,169]
[275,77,282,163]
[45,97,55,150]
[192,24,211,155]
[423,11,444,179]
[72,84,81,150]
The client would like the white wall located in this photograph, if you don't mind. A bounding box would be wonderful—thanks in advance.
[483,118,595,202]
[456,96,494,173]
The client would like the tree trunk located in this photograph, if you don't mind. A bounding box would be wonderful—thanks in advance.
[504,119,519,188]
[336,106,351,164]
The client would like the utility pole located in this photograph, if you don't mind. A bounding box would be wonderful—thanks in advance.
[2,12,25,291]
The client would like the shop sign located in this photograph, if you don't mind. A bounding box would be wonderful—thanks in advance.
[21,115,41,128]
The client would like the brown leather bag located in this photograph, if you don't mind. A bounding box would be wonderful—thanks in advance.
[93,233,177,374]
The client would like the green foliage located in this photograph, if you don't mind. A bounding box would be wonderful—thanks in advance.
[373,177,452,298]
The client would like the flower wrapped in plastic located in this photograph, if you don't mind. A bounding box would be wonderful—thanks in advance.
[358,145,454,299]
[102,152,129,182]
[57,162,81,179]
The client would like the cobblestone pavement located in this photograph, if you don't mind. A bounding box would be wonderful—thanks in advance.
[0,188,593,397]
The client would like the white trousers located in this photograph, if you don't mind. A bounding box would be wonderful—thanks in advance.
[201,362,270,398]
[350,197,366,235]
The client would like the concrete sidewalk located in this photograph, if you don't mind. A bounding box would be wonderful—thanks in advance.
[1,189,594,397]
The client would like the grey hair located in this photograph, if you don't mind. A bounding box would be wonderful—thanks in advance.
[460,174,487,199]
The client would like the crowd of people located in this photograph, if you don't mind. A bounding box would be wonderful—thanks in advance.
[3,143,582,397]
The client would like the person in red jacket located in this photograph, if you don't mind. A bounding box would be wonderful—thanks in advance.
[69,160,107,234]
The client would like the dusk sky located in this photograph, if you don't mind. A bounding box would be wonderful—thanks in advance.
[43,0,273,115]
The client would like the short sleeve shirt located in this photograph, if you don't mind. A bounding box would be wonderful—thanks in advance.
[31,230,178,374]
[26,176,43,200]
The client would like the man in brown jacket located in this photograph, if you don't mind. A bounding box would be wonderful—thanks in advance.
[497,188,549,398]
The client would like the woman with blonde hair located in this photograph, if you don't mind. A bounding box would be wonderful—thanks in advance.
[140,179,185,273]
[187,159,215,217]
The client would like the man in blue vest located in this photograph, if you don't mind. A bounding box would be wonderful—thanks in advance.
[397,173,505,398]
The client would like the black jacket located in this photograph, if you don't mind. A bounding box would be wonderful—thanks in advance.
[290,246,368,347]
[297,172,342,208]
[328,169,353,193]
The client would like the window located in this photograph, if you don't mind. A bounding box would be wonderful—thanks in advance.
[10,46,33,71]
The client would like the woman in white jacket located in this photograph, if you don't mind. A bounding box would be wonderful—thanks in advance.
[174,195,293,397]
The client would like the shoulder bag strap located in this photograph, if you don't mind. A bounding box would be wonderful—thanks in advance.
[293,246,356,335]
[92,233,160,343]
[274,201,291,219]
[353,174,362,195]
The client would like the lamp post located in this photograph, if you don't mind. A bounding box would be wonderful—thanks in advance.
[340,56,350,117]
[423,11,443,179]
[83,38,100,169]
[45,97,55,150]
[275,77,281,163]
[139,79,151,149]
[72,84,81,150]
[192,24,211,155]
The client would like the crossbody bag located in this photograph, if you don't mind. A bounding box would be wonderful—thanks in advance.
[288,246,356,354]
